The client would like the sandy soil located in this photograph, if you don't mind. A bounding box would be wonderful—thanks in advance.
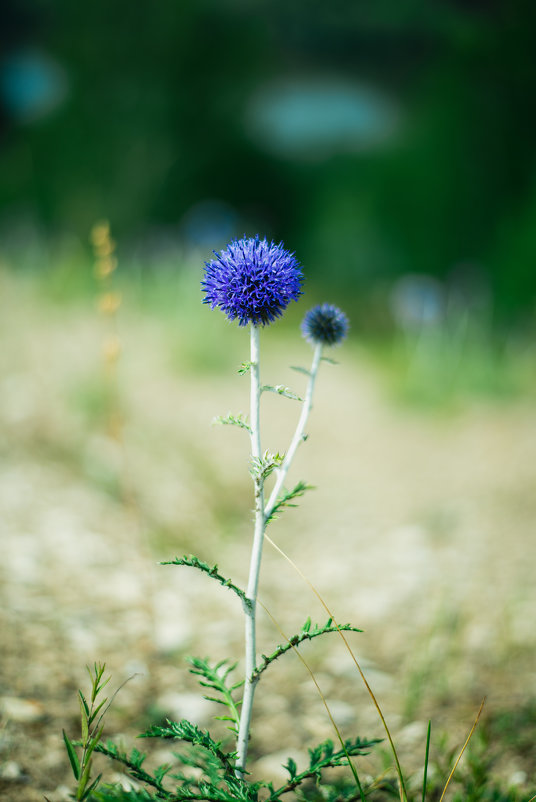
[1,270,536,800]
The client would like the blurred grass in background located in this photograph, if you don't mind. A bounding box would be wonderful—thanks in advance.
[1,0,536,326]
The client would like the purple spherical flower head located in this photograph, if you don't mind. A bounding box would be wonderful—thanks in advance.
[301,303,349,346]
[202,236,303,326]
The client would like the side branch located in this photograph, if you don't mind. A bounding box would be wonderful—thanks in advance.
[264,343,323,521]
[253,618,362,680]
[161,556,250,610]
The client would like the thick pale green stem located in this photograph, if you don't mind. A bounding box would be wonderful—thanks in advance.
[236,338,324,777]
[235,324,265,776]
[264,342,323,520]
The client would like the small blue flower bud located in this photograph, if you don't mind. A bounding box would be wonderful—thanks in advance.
[202,236,303,326]
[301,303,349,346]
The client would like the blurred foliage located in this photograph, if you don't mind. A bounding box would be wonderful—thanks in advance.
[1,0,536,322]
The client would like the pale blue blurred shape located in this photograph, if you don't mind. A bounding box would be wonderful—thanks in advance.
[181,200,239,248]
[1,49,68,122]
[247,79,398,159]
[391,274,445,331]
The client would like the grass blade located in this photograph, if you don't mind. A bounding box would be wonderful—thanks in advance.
[265,531,408,802]
[438,698,486,802]
[62,729,80,781]
[422,721,431,802]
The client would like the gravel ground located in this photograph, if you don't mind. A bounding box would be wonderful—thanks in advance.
[1,270,536,800]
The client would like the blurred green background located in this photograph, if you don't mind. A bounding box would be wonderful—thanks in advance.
[2,6,536,797]
[2,0,536,327]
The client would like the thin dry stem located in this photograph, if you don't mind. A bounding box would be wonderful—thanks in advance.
[264,532,408,802]
[438,698,486,802]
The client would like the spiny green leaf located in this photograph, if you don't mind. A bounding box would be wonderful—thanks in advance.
[140,719,236,775]
[284,757,297,779]
[266,481,314,523]
[213,413,252,434]
[249,451,284,481]
[160,556,249,608]
[253,619,363,679]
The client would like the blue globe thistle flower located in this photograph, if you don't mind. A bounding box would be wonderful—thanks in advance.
[202,236,303,326]
[301,303,349,346]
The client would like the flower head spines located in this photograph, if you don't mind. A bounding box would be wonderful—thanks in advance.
[301,303,349,346]
[202,236,303,326]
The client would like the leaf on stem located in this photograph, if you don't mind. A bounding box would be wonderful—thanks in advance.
[320,356,339,365]
[268,738,381,801]
[249,451,284,481]
[261,384,303,402]
[266,481,314,524]
[186,657,241,733]
[63,730,80,780]
[213,413,252,434]
[253,618,363,680]
[160,555,250,608]
[141,719,236,777]
[290,365,311,376]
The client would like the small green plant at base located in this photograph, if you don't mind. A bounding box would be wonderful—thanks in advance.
[61,663,111,802]
[61,237,529,802]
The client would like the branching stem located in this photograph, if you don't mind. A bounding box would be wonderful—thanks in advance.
[236,337,324,777]
[265,342,323,521]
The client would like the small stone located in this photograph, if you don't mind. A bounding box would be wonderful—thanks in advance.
[397,720,428,746]
[509,770,527,786]
[254,749,308,785]
[155,692,215,726]
[0,760,22,780]
[45,785,73,802]
[0,696,45,723]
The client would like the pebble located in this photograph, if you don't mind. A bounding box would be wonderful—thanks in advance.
[0,760,22,780]
[155,691,215,726]
[0,696,45,723]
[254,749,308,785]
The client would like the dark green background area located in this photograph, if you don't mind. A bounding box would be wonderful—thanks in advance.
[1,0,536,321]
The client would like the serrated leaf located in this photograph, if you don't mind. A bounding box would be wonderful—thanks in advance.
[266,481,314,523]
[213,413,252,433]
[284,757,297,779]
[62,730,80,780]
[261,384,303,401]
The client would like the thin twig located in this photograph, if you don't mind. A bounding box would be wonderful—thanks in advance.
[438,698,486,802]
[264,532,409,802]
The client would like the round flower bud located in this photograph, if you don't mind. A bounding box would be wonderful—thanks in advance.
[202,236,303,326]
[301,303,349,346]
